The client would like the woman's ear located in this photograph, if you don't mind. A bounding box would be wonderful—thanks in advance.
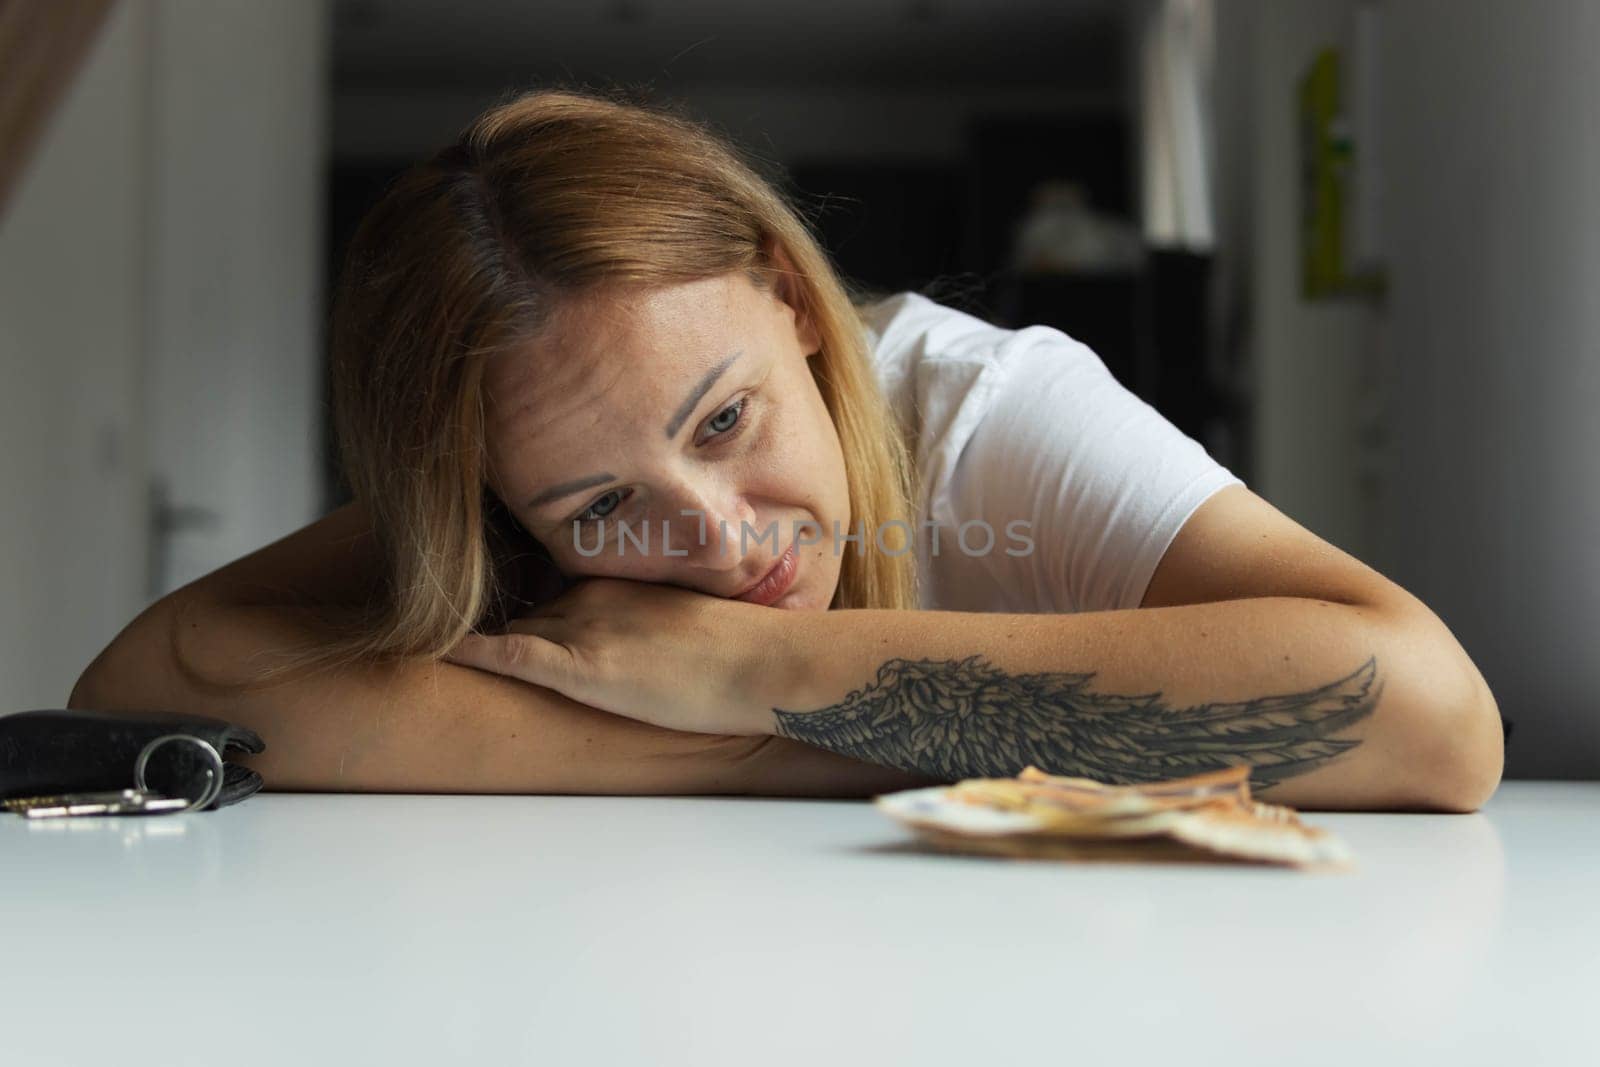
[763,238,822,358]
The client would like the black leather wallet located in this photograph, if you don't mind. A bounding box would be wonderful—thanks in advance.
[0,708,266,810]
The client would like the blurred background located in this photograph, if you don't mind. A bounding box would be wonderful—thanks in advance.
[2,0,1595,778]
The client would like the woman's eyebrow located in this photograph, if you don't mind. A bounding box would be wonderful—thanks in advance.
[663,351,740,438]
[527,471,617,511]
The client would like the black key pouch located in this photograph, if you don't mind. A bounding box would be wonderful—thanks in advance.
[0,708,265,809]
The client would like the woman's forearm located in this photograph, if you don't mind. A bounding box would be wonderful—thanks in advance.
[69,593,933,798]
[767,597,1504,811]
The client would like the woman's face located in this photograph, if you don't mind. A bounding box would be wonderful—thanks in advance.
[483,270,851,611]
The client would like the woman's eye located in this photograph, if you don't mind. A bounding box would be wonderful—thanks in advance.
[576,490,626,524]
[570,399,750,525]
[704,398,746,439]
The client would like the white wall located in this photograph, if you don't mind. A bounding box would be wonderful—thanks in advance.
[1236,0,1380,563]
[1221,0,1600,777]
[0,0,328,710]
[1375,0,1600,777]
[142,0,330,595]
[0,0,151,708]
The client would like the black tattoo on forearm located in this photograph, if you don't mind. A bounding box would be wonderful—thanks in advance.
[771,655,1382,790]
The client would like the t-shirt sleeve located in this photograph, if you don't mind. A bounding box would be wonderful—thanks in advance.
[942,329,1244,613]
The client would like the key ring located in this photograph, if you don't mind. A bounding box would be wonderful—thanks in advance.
[134,734,225,813]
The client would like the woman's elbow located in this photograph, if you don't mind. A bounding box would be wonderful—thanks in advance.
[1404,653,1506,813]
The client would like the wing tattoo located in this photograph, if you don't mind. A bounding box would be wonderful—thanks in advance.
[771,655,1382,790]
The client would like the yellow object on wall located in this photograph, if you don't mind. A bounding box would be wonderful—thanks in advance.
[1299,48,1385,301]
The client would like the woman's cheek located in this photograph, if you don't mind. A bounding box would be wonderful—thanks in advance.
[753,397,816,485]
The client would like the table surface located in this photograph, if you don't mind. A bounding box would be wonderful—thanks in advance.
[3,780,1596,1067]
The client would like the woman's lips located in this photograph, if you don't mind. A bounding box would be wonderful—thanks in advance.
[734,542,799,606]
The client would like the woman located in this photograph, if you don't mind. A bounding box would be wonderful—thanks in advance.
[74,87,1503,810]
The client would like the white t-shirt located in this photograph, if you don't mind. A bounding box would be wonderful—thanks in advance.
[858,291,1243,614]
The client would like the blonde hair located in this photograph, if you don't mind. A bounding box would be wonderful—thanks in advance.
[219,86,920,687]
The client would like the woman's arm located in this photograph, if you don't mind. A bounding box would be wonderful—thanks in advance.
[762,486,1503,812]
[444,486,1503,812]
[68,571,936,799]
[767,594,1497,812]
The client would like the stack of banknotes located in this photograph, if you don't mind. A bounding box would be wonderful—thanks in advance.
[875,764,1350,869]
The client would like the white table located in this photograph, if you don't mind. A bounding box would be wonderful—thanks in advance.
[3,781,1595,1067]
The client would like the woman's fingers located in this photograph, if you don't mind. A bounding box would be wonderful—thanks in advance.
[442,626,576,691]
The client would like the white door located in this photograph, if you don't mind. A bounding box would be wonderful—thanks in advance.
[0,1,154,710]
[141,0,329,599]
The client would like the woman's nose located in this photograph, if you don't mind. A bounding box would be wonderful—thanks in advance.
[659,490,752,567]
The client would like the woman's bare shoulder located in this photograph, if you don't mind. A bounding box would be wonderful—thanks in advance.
[182,498,570,622]
[184,499,383,610]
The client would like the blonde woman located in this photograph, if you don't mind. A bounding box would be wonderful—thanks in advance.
[71,88,1504,810]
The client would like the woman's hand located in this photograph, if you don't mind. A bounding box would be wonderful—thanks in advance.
[441,577,795,736]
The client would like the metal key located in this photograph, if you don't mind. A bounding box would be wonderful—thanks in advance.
[3,733,224,819]
[3,788,192,818]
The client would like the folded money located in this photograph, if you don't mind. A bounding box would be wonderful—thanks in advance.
[874,765,1351,869]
